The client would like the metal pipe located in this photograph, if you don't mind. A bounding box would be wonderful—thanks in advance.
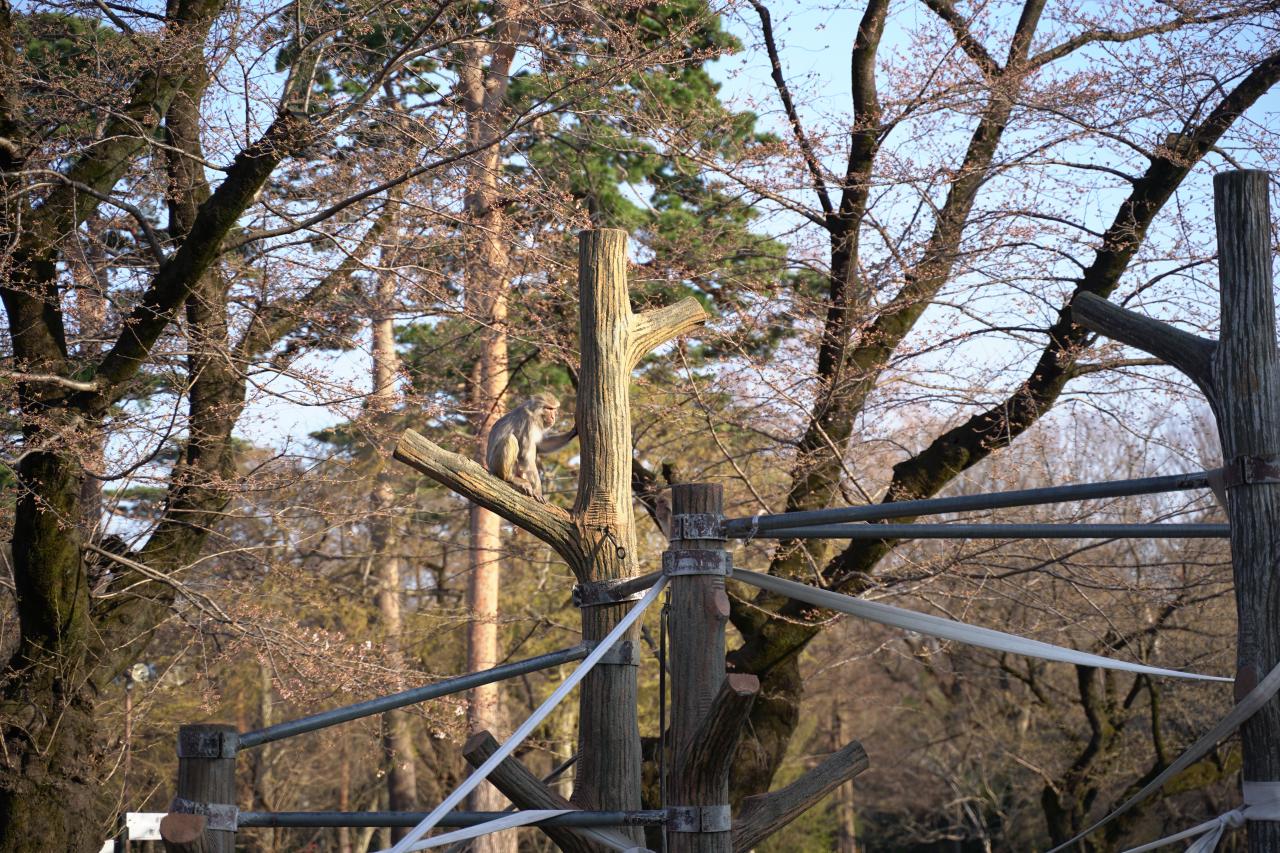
[743,523,1230,540]
[239,644,590,749]
[238,810,667,828]
[610,569,662,600]
[723,470,1214,536]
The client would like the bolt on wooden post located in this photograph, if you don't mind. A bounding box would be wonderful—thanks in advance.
[664,483,759,853]
[161,723,238,853]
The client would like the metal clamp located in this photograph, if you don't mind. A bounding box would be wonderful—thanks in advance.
[573,579,646,608]
[1215,455,1280,489]
[670,513,726,541]
[170,798,239,831]
[666,805,732,833]
[177,727,238,758]
[661,550,732,578]
[591,639,640,666]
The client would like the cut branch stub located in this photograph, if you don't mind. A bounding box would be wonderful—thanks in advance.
[462,731,611,853]
[732,739,869,852]
[1070,291,1217,404]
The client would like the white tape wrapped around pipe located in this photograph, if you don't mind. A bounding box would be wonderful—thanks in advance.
[380,576,669,853]
[732,569,1229,682]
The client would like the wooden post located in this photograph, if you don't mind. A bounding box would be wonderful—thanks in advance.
[570,230,644,839]
[394,228,707,846]
[1212,170,1280,852]
[162,724,238,853]
[1072,169,1280,851]
[666,484,759,853]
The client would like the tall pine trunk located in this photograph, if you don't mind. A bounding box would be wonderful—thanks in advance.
[459,22,520,848]
[369,215,419,836]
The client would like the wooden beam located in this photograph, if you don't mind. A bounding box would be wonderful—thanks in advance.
[1070,291,1216,401]
[163,724,237,853]
[159,813,208,853]
[462,732,614,853]
[732,739,870,852]
[394,430,579,565]
[667,484,742,853]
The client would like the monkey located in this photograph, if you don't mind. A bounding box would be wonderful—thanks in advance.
[486,393,578,501]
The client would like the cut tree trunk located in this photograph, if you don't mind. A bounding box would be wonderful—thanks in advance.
[370,230,419,836]
[1072,169,1280,851]
[395,227,706,849]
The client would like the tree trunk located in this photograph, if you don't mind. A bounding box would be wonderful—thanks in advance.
[569,230,643,844]
[1209,171,1280,853]
[834,706,857,853]
[369,204,419,838]
[460,32,518,849]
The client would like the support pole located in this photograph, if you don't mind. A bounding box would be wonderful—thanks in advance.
[162,724,238,853]
[1213,170,1280,853]
[665,484,758,853]
[1072,169,1280,851]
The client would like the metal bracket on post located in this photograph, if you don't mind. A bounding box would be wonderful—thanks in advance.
[1215,455,1280,489]
[573,578,647,608]
[666,805,732,833]
[661,550,732,578]
[170,797,240,831]
[670,512,726,541]
[590,638,641,666]
[177,726,238,758]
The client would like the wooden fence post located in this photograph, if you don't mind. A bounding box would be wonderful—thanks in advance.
[1211,170,1280,852]
[161,724,238,853]
[1072,169,1280,851]
[665,483,759,853]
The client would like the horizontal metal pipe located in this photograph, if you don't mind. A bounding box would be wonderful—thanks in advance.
[723,470,1213,537]
[238,810,667,828]
[744,523,1230,540]
[239,644,590,749]
[610,570,662,599]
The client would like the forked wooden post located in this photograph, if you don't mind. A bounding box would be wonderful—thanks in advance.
[665,484,758,853]
[161,724,238,853]
[1073,169,1280,851]
[394,228,707,843]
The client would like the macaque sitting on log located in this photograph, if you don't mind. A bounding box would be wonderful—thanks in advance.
[485,393,578,501]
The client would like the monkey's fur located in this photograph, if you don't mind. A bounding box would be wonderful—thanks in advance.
[486,393,578,501]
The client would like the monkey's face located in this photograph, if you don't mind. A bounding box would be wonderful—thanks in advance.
[540,404,559,429]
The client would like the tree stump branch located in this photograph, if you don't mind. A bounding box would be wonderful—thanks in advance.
[462,732,615,853]
[731,739,870,852]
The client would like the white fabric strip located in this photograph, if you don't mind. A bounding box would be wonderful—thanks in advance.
[380,576,669,853]
[406,810,571,849]
[401,809,640,852]
[1121,782,1280,852]
[1048,660,1280,852]
[732,569,1229,682]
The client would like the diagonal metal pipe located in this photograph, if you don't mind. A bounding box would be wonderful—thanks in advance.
[722,470,1214,536]
[238,644,590,749]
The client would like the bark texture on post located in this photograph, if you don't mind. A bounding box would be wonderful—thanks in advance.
[163,724,237,853]
[570,230,643,837]
[394,227,707,841]
[1212,170,1280,852]
[666,483,757,853]
[1072,169,1280,852]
